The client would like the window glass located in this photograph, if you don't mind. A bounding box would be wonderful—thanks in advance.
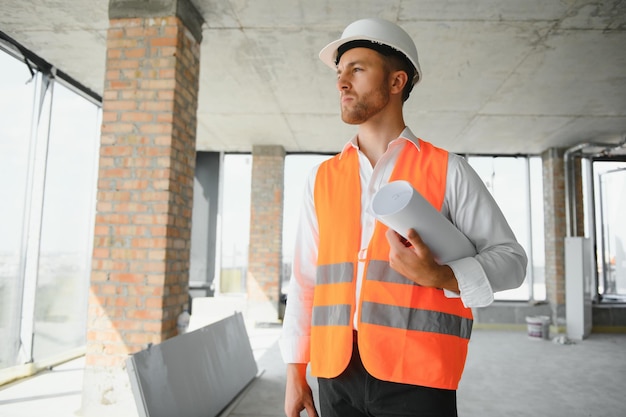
[0,51,37,368]
[32,81,100,360]
[594,161,626,300]
[529,157,546,301]
[281,154,332,293]
[468,156,542,301]
[219,154,252,294]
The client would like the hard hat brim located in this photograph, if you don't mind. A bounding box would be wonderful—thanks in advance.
[319,35,422,85]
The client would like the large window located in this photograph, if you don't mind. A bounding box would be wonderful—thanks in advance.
[0,48,36,370]
[594,161,626,301]
[218,154,252,294]
[468,156,545,301]
[0,47,101,374]
[33,82,100,361]
[281,154,332,293]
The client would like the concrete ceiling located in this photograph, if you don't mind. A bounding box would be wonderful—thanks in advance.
[1,0,626,155]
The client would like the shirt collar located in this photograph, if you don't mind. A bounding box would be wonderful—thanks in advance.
[339,126,421,159]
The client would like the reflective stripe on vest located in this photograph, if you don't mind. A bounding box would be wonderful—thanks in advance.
[310,140,473,390]
[361,301,473,339]
[364,259,473,339]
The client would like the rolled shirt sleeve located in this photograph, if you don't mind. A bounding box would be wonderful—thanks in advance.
[442,154,528,308]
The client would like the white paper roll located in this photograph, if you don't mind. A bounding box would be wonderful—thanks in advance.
[370,180,476,263]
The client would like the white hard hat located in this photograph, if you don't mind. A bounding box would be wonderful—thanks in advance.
[319,17,422,85]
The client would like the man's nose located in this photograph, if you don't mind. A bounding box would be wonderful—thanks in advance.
[336,74,349,91]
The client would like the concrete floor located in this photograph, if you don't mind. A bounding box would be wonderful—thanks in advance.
[1,327,625,417]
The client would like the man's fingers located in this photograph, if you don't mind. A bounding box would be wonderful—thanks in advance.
[386,228,416,249]
[305,404,319,417]
[385,228,401,247]
[407,228,429,249]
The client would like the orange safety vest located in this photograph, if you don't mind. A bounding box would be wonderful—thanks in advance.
[311,139,473,390]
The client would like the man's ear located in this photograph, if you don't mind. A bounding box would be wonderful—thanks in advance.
[390,70,409,95]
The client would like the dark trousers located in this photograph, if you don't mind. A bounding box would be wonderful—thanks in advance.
[318,338,458,417]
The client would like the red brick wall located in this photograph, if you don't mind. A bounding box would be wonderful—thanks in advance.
[86,15,200,368]
[542,148,566,318]
[248,146,285,309]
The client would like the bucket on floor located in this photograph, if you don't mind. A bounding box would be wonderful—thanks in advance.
[525,315,551,340]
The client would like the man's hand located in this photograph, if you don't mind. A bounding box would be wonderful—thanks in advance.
[386,228,460,293]
[285,363,319,417]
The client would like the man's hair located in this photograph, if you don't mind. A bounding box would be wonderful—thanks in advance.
[336,40,416,102]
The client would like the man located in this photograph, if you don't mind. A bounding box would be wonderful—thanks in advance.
[280,18,527,417]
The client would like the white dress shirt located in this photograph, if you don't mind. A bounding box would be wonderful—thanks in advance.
[279,127,528,364]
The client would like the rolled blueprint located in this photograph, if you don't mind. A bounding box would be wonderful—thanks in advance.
[370,180,476,264]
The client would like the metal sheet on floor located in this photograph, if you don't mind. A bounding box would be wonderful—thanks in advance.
[126,312,258,417]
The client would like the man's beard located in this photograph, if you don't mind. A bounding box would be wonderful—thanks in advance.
[340,84,390,125]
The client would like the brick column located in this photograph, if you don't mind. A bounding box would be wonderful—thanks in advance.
[81,1,202,415]
[542,148,567,329]
[248,145,285,322]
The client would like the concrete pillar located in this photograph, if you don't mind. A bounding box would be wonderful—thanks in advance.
[247,145,285,322]
[81,0,202,415]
